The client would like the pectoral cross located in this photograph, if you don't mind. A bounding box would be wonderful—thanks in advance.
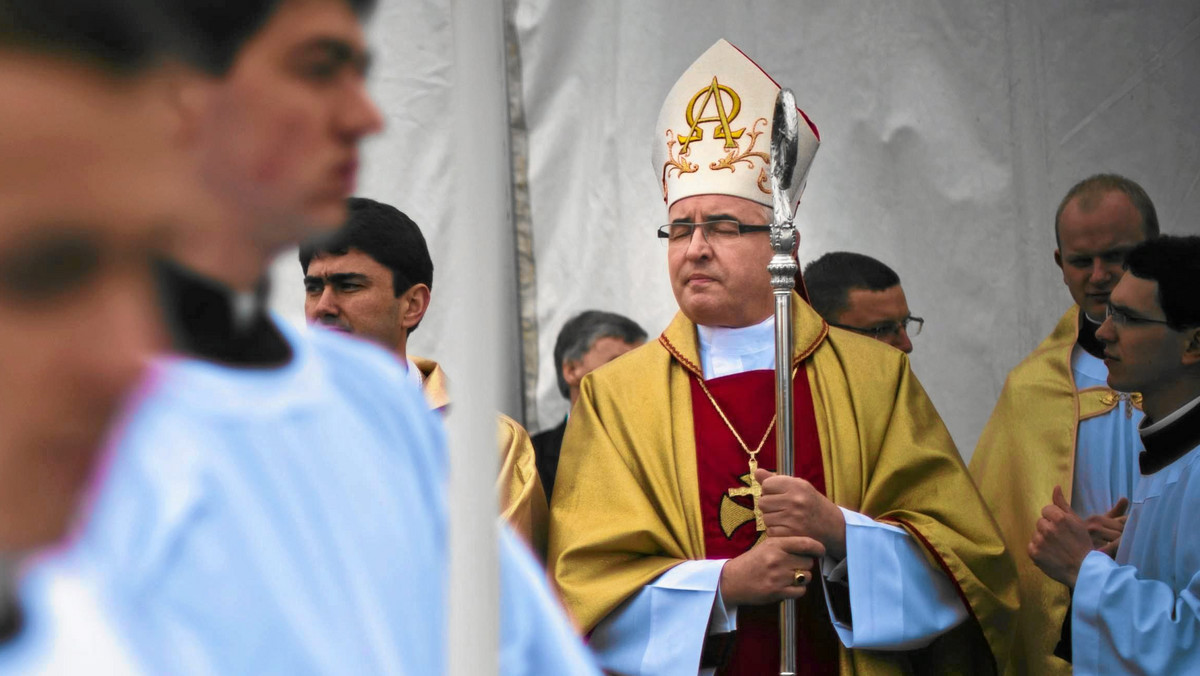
[726,457,765,532]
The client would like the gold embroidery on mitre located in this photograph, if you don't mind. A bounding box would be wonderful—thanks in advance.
[756,168,770,194]
[678,77,745,153]
[663,131,698,181]
[709,116,769,176]
[662,75,773,196]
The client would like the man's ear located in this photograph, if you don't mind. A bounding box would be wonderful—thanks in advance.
[400,284,432,330]
[562,359,585,389]
[165,68,214,148]
[1054,249,1064,271]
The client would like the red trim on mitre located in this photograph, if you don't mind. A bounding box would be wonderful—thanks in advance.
[724,40,820,141]
[795,270,811,303]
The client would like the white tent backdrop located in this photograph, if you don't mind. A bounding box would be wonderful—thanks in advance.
[271,0,1200,465]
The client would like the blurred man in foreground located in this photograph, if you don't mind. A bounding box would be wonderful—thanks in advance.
[0,0,196,668]
[22,1,598,673]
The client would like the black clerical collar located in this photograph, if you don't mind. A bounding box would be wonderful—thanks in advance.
[0,593,21,646]
[155,259,292,367]
[1138,394,1200,475]
[1076,311,1106,361]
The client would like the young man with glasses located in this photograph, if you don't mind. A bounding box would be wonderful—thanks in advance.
[1029,234,1200,673]
[549,38,1015,675]
[970,173,1159,675]
[802,251,922,354]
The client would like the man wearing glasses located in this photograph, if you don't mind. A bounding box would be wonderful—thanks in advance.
[803,251,922,354]
[1029,235,1200,673]
[971,174,1159,675]
[550,39,1015,675]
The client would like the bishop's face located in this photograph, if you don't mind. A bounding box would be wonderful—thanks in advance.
[667,194,775,328]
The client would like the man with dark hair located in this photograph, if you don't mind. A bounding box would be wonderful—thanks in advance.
[300,197,434,356]
[0,1,197,668]
[971,173,1159,675]
[533,310,646,498]
[1030,235,1200,673]
[300,197,550,556]
[22,2,598,674]
[804,252,922,354]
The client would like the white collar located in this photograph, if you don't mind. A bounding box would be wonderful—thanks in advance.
[697,315,775,379]
[1141,392,1200,436]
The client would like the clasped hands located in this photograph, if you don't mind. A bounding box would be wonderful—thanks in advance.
[718,469,847,606]
[1028,485,1128,588]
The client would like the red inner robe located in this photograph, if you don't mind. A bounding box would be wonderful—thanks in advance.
[691,368,840,675]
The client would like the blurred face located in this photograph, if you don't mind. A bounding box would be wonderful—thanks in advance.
[667,194,774,328]
[1096,274,1191,401]
[1055,190,1147,320]
[0,53,182,549]
[304,249,423,354]
[195,0,383,247]
[834,285,915,354]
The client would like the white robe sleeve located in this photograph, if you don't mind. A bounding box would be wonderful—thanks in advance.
[1072,550,1200,675]
[820,508,968,649]
[497,526,603,676]
[589,559,737,676]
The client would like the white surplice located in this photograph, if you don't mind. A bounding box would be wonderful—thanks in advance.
[1072,394,1200,674]
[1070,345,1144,518]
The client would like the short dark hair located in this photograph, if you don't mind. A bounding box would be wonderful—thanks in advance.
[1124,235,1200,331]
[0,0,183,74]
[1054,174,1159,249]
[803,252,901,321]
[156,0,377,75]
[299,197,433,330]
[553,311,647,398]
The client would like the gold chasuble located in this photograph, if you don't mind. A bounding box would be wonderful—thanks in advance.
[549,296,1017,674]
[412,356,549,558]
[969,306,1134,675]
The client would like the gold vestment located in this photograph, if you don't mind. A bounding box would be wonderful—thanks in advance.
[412,356,549,558]
[549,297,1017,674]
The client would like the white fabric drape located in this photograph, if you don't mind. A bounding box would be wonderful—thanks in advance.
[270,1,1200,458]
[510,0,1200,458]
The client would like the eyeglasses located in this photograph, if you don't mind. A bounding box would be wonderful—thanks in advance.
[656,220,773,247]
[1105,304,1171,328]
[828,315,924,340]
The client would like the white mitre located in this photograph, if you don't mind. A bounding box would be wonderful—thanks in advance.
[652,39,820,209]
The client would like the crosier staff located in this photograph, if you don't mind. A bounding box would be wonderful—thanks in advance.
[767,87,816,676]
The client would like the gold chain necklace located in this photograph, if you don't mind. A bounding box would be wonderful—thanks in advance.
[694,364,797,531]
